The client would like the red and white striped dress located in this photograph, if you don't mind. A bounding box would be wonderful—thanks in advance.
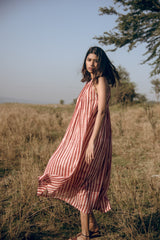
[37,79,112,214]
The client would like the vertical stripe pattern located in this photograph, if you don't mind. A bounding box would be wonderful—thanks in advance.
[37,79,112,214]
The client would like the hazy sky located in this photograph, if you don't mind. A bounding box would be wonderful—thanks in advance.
[0,0,155,104]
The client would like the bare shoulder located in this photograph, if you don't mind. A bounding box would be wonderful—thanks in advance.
[97,76,108,85]
[95,76,110,92]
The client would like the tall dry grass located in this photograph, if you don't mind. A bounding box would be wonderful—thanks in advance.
[0,102,160,239]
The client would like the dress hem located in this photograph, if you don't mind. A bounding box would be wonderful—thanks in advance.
[37,191,111,214]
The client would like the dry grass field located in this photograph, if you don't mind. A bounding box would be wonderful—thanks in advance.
[0,102,160,240]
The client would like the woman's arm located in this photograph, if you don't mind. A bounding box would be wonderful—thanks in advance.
[85,76,108,164]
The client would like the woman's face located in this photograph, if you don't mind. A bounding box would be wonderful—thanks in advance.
[86,53,99,76]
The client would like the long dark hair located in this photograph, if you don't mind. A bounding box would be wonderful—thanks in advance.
[81,46,120,86]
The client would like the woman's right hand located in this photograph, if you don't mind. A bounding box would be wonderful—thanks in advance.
[85,139,94,164]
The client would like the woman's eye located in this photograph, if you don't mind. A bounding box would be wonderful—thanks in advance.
[87,58,98,63]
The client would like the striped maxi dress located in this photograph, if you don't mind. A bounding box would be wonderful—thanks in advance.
[37,79,112,214]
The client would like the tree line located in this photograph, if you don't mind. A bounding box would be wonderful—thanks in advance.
[60,66,160,105]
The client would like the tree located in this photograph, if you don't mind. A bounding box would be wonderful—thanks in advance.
[151,78,160,101]
[72,98,77,104]
[134,93,147,103]
[111,66,137,104]
[59,99,64,105]
[95,0,160,76]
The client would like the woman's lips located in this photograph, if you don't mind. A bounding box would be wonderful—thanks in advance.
[88,67,94,71]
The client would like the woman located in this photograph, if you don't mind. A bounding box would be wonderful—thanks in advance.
[37,46,119,240]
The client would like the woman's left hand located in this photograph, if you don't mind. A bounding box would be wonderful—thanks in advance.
[85,139,94,164]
